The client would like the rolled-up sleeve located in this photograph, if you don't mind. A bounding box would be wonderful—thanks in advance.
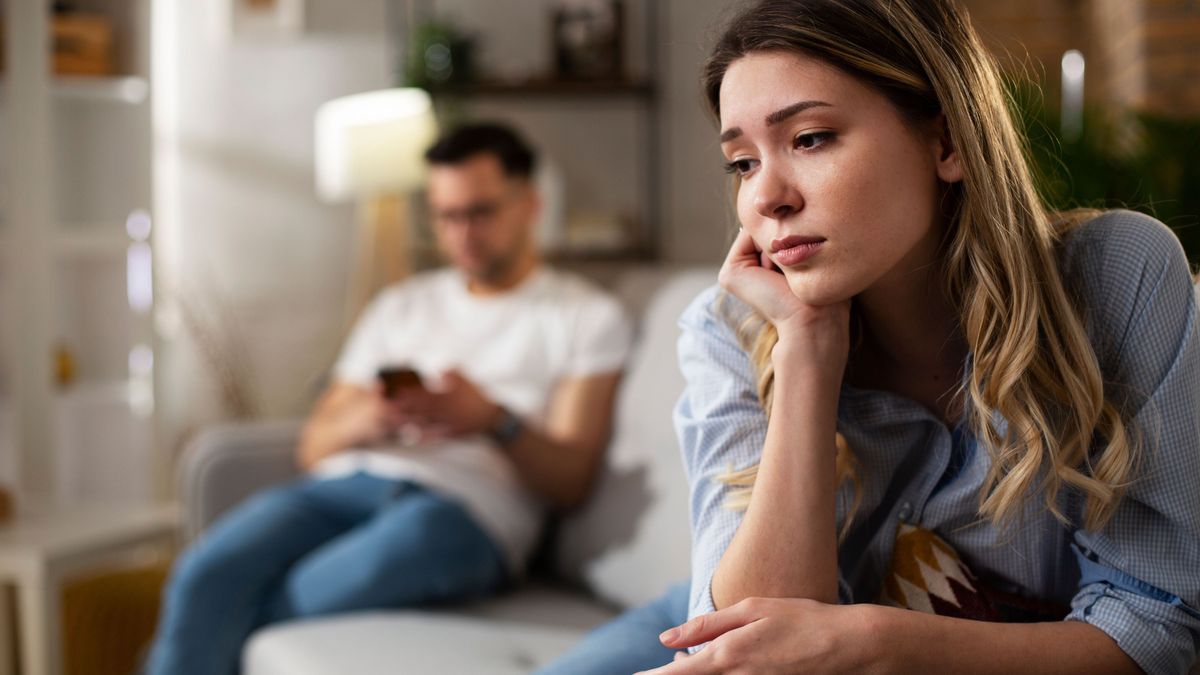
[1063,212,1200,675]
[674,286,770,621]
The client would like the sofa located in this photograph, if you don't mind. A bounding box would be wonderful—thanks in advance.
[178,267,713,674]
[179,269,1200,675]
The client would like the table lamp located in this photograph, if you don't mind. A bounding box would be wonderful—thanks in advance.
[314,88,438,326]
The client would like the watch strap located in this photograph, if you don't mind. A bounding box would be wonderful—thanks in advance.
[488,406,524,445]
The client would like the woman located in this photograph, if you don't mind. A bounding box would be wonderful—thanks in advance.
[543,0,1199,673]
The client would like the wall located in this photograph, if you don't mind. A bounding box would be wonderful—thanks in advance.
[156,0,394,466]
[1131,0,1200,115]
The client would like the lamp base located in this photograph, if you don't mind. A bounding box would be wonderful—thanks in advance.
[345,192,412,327]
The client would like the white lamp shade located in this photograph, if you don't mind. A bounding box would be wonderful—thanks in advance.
[314,88,439,202]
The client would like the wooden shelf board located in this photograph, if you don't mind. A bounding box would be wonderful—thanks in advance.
[51,75,149,104]
[54,380,132,406]
[0,75,149,104]
[0,229,133,260]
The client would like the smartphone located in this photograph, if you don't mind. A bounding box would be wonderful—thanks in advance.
[377,366,424,399]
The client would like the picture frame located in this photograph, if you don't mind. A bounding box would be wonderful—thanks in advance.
[552,0,624,81]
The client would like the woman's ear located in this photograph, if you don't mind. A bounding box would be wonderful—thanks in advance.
[932,113,963,184]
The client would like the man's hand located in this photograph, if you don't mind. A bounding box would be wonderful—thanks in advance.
[390,369,502,439]
[296,382,405,470]
[299,368,621,511]
[639,597,880,675]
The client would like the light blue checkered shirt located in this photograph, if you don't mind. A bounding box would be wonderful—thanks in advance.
[676,210,1199,674]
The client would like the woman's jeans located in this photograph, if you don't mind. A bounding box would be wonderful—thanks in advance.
[145,472,507,675]
[536,580,691,675]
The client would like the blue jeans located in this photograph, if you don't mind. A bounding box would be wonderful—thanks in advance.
[145,472,507,675]
[536,580,691,675]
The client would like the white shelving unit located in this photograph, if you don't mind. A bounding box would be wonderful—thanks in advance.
[1,0,157,507]
[0,74,150,105]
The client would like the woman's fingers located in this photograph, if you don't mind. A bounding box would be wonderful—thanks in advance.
[722,228,761,268]
[636,650,713,675]
[659,599,762,649]
[719,229,801,324]
[760,248,777,271]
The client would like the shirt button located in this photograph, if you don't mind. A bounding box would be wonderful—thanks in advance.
[897,502,913,521]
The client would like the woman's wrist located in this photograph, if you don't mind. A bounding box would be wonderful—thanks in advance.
[772,335,847,393]
[855,604,909,674]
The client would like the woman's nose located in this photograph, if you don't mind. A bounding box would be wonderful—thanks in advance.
[753,164,803,221]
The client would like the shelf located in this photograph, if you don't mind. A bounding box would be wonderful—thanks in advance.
[0,229,133,260]
[0,75,149,105]
[54,228,132,259]
[428,78,655,99]
[52,75,149,104]
[54,380,132,407]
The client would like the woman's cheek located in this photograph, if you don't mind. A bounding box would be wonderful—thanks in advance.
[736,195,760,237]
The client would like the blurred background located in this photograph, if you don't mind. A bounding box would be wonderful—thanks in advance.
[0,0,1195,672]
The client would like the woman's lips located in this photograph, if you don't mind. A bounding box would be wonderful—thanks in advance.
[770,235,826,266]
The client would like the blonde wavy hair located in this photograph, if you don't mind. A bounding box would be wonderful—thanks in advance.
[704,0,1139,533]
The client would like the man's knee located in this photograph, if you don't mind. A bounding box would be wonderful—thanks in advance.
[229,483,309,523]
[381,490,478,543]
[169,484,307,591]
[165,538,233,603]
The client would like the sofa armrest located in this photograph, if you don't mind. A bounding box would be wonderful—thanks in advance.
[178,419,305,542]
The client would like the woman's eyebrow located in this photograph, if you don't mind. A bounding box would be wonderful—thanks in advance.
[765,99,832,125]
[720,100,833,143]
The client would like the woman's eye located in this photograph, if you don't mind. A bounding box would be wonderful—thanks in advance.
[723,158,758,176]
[794,131,834,150]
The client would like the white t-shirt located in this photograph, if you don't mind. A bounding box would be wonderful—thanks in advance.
[313,266,633,573]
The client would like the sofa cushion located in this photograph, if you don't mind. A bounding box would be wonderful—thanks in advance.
[243,585,616,675]
[554,268,717,609]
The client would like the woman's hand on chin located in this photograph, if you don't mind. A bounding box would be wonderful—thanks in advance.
[719,227,851,376]
[718,227,803,323]
[639,597,886,675]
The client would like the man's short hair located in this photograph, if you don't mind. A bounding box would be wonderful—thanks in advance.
[424,123,536,179]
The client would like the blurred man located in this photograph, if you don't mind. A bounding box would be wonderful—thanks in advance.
[147,123,632,675]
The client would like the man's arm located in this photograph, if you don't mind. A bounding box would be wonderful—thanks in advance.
[398,369,623,510]
[498,370,622,510]
[296,381,398,471]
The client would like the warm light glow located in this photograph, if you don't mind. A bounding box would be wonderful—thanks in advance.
[126,209,152,242]
[128,343,154,418]
[129,344,154,377]
[127,242,153,313]
[314,88,439,203]
[1060,50,1085,141]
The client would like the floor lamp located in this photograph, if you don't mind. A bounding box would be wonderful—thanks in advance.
[314,88,438,328]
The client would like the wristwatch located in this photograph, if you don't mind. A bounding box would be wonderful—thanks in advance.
[488,406,524,446]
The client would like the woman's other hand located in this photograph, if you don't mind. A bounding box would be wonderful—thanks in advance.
[640,597,884,675]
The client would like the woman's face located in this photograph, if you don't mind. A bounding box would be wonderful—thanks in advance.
[718,51,961,306]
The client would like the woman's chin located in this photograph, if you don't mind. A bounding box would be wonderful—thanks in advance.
[783,272,854,308]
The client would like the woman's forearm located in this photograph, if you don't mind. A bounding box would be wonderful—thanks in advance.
[872,606,1140,675]
[711,343,842,608]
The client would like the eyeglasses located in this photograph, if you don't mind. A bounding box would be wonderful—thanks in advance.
[432,186,528,228]
[432,199,506,227]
